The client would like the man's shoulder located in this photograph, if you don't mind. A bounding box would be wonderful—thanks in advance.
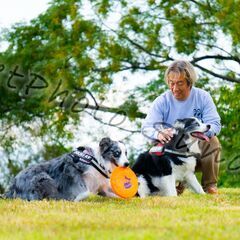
[158,90,172,99]
[153,90,172,103]
[192,87,210,97]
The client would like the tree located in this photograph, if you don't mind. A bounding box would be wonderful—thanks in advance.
[0,0,240,189]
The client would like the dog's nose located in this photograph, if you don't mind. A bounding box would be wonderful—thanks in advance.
[207,125,211,130]
[124,162,129,167]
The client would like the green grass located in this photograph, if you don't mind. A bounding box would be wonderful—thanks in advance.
[0,188,240,240]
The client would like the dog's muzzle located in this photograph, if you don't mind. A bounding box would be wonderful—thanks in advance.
[112,159,130,168]
[123,162,129,167]
[190,132,209,142]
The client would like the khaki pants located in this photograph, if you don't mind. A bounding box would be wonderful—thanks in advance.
[196,136,221,190]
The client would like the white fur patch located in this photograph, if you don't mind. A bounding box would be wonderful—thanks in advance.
[171,157,196,182]
[75,190,90,201]
[83,167,109,194]
[188,140,200,154]
[118,142,129,167]
[152,175,177,196]
[137,176,150,198]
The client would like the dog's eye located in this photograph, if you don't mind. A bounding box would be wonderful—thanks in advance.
[113,151,121,158]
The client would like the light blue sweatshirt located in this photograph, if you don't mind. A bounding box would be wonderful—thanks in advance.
[142,87,221,140]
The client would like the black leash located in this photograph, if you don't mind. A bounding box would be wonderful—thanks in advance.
[149,144,199,158]
[164,149,200,158]
[68,148,110,179]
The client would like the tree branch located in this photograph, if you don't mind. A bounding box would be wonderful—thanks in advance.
[189,0,208,9]
[192,63,240,83]
[92,64,161,73]
[198,42,233,56]
[121,34,174,62]
[192,55,240,64]
[84,110,141,133]
[72,102,146,119]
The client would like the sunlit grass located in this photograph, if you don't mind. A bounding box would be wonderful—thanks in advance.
[0,188,239,240]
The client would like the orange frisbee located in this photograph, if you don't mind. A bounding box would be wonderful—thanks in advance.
[110,167,138,199]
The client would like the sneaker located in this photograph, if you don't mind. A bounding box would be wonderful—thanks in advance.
[205,186,218,194]
[176,182,185,195]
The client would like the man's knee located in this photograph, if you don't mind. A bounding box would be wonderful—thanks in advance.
[200,136,221,161]
[196,137,221,172]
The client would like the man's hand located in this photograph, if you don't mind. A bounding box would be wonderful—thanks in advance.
[157,128,173,144]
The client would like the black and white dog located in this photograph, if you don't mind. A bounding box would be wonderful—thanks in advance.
[132,117,210,197]
[5,138,129,201]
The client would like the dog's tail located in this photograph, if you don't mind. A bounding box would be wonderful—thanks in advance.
[3,180,16,199]
[0,194,6,199]
[3,191,12,199]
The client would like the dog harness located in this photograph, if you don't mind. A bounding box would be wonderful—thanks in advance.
[68,147,110,178]
[149,143,200,158]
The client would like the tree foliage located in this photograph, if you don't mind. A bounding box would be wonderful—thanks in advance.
[0,0,240,189]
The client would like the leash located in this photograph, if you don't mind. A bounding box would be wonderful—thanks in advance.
[164,149,199,158]
[149,143,199,158]
[68,147,111,178]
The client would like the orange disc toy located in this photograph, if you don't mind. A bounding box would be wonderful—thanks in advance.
[110,167,138,199]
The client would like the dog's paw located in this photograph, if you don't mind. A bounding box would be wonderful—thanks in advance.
[74,191,90,201]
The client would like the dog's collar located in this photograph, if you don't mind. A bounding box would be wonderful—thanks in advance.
[149,144,199,158]
[164,149,200,158]
[68,147,110,178]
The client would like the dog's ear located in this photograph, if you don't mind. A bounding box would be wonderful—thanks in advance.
[99,137,113,154]
[172,128,178,135]
[174,119,185,129]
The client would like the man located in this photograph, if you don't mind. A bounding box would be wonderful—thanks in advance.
[142,60,221,194]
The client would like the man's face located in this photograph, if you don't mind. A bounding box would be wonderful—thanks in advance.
[167,71,191,101]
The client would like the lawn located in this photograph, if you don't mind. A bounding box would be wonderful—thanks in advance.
[0,188,239,240]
